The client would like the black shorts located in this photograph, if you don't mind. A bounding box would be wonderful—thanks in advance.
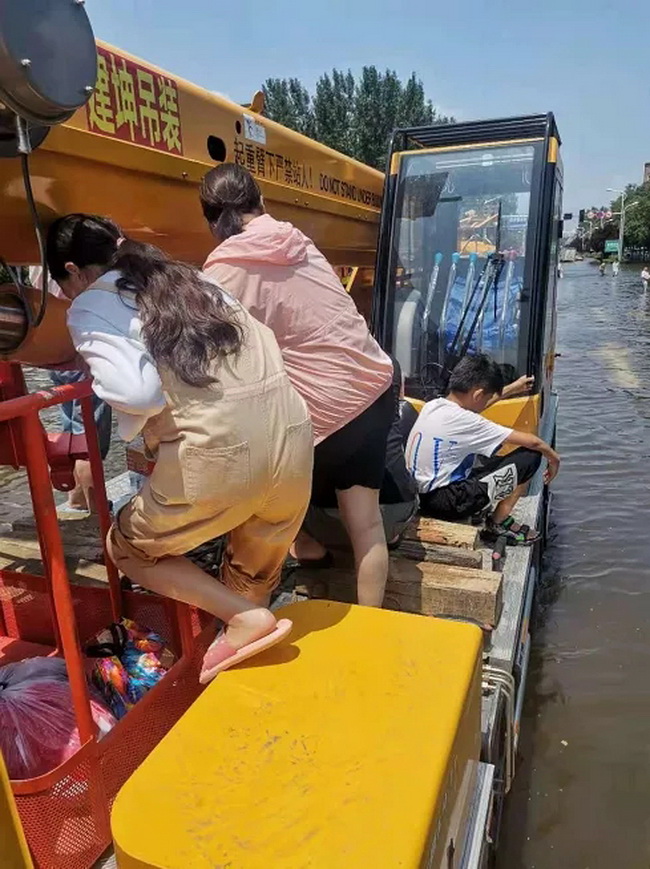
[311,386,394,506]
[419,447,541,522]
[302,499,418,551]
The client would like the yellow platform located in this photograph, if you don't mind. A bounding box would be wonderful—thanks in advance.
[111,601,483,869]
[0,752,33,869]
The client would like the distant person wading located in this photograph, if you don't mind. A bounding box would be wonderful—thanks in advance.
[642,266,650,291]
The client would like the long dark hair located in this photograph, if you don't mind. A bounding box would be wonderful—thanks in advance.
[199,163,263,241]
[46,214,243,387]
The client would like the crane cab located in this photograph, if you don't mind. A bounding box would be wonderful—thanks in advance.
[372,114,562,434]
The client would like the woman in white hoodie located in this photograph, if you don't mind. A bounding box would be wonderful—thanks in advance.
[46,213,313,683]
[200,163,395,608]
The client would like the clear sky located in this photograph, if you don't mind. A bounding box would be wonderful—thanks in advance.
[86,0,650,221]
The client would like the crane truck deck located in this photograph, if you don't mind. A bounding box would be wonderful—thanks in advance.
[0,2,560,867]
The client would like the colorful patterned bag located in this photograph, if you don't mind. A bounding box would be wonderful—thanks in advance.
[85,619,175,720]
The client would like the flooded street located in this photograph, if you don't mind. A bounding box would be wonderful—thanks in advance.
[499,261,650,868]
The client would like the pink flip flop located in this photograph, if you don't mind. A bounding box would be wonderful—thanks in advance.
[199,618,293,685]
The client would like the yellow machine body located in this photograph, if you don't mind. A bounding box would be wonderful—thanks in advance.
[0,42,383,269]
[0,753,33,869]
[404,395,541,439]
[112,601,483,869]
[484,394,540,436]
[0,286,75,366]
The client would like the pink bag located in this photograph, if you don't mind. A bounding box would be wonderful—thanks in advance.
[0,657,115,781]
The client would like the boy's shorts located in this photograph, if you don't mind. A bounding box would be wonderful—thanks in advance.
[419,447,541,522]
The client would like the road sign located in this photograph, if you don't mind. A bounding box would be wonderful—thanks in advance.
[604,240,620,254]
[587,210,595,219]
[604,210,613,219]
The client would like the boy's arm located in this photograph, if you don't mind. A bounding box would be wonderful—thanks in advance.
[484,375,534,409]
[504,429,561,483]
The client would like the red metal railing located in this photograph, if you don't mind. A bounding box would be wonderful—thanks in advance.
[0,373,212,868]
[0,379,118,743]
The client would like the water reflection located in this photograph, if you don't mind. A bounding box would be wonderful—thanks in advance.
[498,262,650,869]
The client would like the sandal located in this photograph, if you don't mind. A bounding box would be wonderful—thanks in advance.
[484,516,541,546]
[199,618,293,685]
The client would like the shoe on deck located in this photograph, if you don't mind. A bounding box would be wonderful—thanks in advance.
[199,619,293,685]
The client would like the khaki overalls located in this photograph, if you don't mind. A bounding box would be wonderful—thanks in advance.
[108,290,313,598]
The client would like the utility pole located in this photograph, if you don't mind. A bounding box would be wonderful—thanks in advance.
[607,187,627,259]
[619,188,626,260]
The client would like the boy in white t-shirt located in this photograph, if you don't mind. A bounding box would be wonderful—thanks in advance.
[406,354,560,544]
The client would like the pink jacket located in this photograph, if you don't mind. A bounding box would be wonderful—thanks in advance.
[203,214,393,444]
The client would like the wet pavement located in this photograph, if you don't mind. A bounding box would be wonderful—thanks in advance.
[498,261,650,869]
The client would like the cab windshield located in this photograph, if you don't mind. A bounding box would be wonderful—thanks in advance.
[383,141,543,396]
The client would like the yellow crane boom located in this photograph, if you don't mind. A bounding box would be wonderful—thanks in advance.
[0,41,383,269]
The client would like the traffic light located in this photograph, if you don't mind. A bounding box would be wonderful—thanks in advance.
[579,209,585,224]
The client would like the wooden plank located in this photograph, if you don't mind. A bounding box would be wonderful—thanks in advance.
[397,539,483,568]
[386,559,502,627]
[403,517,479,549]
[293,558,502,627]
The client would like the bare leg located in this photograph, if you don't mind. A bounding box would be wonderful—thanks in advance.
[66,486,88,510]
[491,482,527,525]
[290,528,328,561]
[106,535,276,650]
[68,459,93,511]
[336,485,388,608]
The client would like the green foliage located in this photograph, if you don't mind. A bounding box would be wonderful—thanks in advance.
[262,77,314,138]
[577,185,650,253]
[589,222,618,253]
[263,67,453,170]
[312,70,355,155]
[610,183,650,249]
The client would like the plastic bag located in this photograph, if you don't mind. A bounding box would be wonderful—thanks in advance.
[0,657,116,781]
[86,619,175,720]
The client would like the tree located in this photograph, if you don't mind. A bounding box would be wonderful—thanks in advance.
[578,205,617,253]
[400,73,436,127]
[609,183,650,250]
[312,69,355,155]
[262,78,314,137]
[353,66,395,169]
[589,221,618,254]
[263,67,453,169]
[287,79,315,139]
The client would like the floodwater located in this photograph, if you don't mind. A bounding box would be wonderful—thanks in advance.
[498,261,650,869]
